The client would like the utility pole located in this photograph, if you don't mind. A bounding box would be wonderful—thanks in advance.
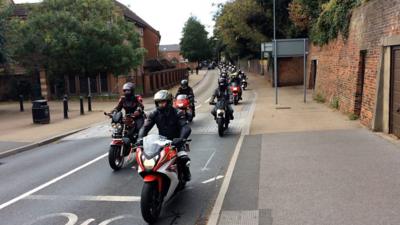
[273,0,278,105]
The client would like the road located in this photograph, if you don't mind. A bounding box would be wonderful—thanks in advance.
[0,70,256,225]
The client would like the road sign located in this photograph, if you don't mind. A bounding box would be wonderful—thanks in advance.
[261,42,273,52]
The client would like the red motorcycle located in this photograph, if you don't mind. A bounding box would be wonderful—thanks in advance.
[104,111,138,171]
[230,82,242,105]
[174,94,194,122]
[136,134,191,223]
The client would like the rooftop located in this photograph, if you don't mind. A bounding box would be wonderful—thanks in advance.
[159,44,180,52]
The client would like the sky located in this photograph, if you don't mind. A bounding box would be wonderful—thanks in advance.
[13,0,228,45]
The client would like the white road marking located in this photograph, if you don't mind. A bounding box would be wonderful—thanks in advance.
[23,213,78,225]
[205,97,211,103]
[99,215,136,225]
[0,153,108,211]
[207,90,258,225]
[202,175,224,184]
[26,195,141,202]
[81,219,96,225]
[195,104,202,109]
[201,151,216,171]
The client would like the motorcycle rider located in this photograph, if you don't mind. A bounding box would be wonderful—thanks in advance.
[229,72,243,100]
[210,77,234,120]
[138,90,192,181]
[175,79,196,117]
[112,82,144,144]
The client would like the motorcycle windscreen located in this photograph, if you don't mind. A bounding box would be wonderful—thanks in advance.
[176,94,188,100]
[143,134,171,158]
[112,111,123,123]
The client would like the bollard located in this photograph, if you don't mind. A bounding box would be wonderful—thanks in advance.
[88,95,92,112]
[64,95,69,112]
[63,95,68,119]
[80,96,84,115]
[19,95,24,112]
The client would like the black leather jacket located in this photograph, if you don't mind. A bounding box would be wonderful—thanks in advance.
[138,106,191,140]
[114,95,144,114]
[211,87,231,102]
[175,86,194,98]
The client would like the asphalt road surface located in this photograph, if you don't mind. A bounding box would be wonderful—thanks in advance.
[0,70,256,225]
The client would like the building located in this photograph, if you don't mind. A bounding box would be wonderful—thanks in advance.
[307,0,400,137]
[2,1,163,99]
[159,44,185,64]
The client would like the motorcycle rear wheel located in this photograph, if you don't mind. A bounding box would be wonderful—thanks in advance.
[108,146,124,171]
[141,182,163,224]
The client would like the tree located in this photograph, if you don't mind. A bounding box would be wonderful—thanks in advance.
[180,16,212,64]
[0,0,12,66]
[213,0,304,59]
[10,0,145,81]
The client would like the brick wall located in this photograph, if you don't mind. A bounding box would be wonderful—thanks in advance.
[143,28,160,60]
[307,0,400,128]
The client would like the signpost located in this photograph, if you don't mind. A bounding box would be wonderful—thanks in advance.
[261,39,309,103]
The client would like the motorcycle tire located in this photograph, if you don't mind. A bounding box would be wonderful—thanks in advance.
[141,182,163,224]
[188,117,193,123]
[217,118,224,137]
[108,146,124,171]
[234,99,238,105]
[224,119,229,130]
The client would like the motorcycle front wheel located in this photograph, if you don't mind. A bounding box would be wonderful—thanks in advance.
[108,146,124,171]
[141,182,163,224]
[217,118,224,137]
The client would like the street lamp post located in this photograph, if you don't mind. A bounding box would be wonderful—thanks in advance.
[273,0,278,105]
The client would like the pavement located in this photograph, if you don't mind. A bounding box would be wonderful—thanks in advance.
[0,70,207,156]
[212,72,400,225]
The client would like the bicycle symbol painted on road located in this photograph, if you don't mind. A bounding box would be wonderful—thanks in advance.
[24,212,143,225]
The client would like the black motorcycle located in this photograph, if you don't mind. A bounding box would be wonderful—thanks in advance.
[210,99,232,137]
[104,111,138,171]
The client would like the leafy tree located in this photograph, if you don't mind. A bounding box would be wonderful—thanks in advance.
[288,0,363,45]
[180,16,212,64]
[10,0,145,80]
[0,0,12,66]
[213,0,304,59]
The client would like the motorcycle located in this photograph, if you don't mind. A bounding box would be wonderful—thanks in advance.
[240,75,248,90]
[104,111,138,171]
[174,94,195,122]
[136,134,191,223]
[210,99,231,137]
[230,82,242,105]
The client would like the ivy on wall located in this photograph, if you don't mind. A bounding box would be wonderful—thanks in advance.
[289,0,370,45]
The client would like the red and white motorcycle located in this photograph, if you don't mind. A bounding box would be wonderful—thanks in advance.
[135,134,191,223]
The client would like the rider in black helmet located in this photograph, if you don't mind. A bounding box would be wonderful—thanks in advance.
[112,82,144,143]
[138,90,192,181]
[175,79,195,117]
[209,77,234,120]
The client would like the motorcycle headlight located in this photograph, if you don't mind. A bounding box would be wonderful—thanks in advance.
[143,159,156,170]
[111,123,116,128]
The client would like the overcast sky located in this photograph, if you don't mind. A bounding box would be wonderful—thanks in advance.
[13,0,227,45]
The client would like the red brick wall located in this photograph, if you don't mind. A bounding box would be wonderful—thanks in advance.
[307,0,400,128]
[278,57,304,86]
[143,28,160,59]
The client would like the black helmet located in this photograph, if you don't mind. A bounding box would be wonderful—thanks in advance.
[122,82,135,98]
[218,77,227,88]
[180,79,188,89]
[154,90,173,109]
